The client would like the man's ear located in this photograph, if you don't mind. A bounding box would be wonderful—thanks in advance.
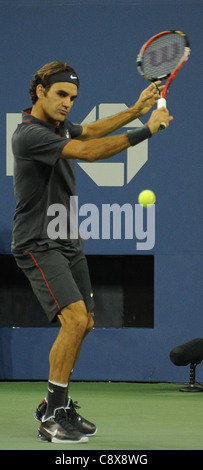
[36,84,45,99]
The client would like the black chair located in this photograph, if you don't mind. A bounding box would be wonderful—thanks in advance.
[170,338,203,392]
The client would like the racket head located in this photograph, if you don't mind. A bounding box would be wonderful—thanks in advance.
[136,30,190,82]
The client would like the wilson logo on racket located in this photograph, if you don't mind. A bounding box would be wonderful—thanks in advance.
[149,43,181,67]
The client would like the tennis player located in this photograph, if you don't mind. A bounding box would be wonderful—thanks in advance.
[11,61,172,443]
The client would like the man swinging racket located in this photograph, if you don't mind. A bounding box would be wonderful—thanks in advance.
[11,61,173,443]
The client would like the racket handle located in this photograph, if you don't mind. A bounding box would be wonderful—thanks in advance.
[157,97,167,130]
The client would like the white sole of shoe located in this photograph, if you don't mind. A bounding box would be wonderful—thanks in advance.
[52,435,88,443]
[38,430,88,443]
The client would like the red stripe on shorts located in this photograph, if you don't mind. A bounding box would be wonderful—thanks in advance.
[28,251,61,311]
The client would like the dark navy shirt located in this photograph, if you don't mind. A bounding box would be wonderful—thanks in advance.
[11,109,83,254]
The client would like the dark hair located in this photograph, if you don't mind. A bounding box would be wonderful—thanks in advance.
[29,61,80,104]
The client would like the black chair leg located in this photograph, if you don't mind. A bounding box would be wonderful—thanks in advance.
[179,363,203,392]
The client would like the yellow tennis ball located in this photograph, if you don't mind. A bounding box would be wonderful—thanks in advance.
[138,189,156,208]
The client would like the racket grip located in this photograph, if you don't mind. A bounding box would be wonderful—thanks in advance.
[157,97,167,130]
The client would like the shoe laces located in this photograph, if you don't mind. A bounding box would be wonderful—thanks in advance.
[67,397,81,411]
[55,408,74,431]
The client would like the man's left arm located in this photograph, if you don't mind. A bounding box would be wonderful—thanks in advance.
[79,81,162,141]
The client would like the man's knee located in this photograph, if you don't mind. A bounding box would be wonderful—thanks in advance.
[60,300,88,332]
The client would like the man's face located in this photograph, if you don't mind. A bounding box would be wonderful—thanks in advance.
[39,82,78,124]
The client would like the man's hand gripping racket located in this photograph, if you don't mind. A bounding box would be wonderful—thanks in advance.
[137,30,190,129]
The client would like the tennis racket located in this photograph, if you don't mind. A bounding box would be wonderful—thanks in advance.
[136,30,190,129]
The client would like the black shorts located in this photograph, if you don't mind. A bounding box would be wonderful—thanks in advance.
[14,247,94,323]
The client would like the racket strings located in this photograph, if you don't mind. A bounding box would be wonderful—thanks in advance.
[142,33,186,79]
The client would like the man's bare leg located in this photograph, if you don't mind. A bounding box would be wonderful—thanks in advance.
[43,300,89,420]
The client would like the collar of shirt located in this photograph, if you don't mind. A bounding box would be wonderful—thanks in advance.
[22,108,63,134]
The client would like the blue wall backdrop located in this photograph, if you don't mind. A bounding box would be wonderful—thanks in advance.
[0,0,202,381]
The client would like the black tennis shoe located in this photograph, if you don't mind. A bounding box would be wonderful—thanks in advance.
[35,397,97,436]
[38,408,88,443]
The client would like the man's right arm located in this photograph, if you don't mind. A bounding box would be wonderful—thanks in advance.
[60,107,173,162]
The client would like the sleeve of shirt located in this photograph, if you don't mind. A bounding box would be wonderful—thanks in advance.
[65,120,83,139]
[13,124,70,167]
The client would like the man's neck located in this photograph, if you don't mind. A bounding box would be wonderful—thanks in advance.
[31,103,59,127]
